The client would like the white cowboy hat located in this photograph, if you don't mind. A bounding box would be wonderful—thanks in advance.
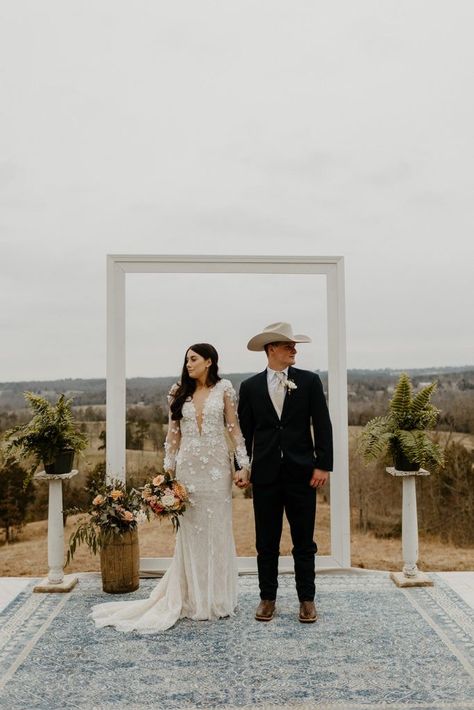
[247,322,312,352]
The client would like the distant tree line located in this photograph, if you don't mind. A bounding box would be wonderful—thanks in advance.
[2,369,472,431]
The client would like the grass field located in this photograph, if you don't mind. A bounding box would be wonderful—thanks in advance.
[1,427,472,577]
[1,495,473,577]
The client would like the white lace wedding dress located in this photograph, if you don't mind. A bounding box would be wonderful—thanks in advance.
[91,378,249,633]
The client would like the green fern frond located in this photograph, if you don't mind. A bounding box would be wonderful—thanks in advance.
[389,373,412,424]
[397,429,445,468]
[410,382,436,415]
[409,382,440,430]
[416,406,440,430]
[3,392,88,470]
[358,417,393,462]
[23,392,54,418]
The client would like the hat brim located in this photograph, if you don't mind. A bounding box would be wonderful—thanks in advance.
[247,332,312,352]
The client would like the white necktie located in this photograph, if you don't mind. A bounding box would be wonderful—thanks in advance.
[272,371,286,417]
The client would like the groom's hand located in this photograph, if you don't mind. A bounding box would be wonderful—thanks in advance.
[234,469,250,488]
[310,469,329,488]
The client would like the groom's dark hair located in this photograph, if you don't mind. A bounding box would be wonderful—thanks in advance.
[264,342,279,355]
[170,343,221,420]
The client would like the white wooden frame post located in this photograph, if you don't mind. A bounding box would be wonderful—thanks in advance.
[106,255,350,571]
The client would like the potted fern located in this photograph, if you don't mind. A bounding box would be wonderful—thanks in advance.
[358,373,444,471]
[4,392,88,478]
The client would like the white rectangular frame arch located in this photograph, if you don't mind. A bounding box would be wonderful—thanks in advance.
[107,254,350,570]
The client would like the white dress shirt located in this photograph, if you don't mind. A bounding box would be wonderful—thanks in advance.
[267,367,289,390]
[267,367,289,418]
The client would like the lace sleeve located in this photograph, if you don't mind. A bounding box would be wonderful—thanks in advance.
[163,384,181,473]
[223,380,250,470]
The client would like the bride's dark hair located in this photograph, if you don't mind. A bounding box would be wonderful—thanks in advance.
[170,343,221,421]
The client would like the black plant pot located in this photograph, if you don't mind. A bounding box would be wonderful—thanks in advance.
[394,449,419,472]
[44,449,75,475]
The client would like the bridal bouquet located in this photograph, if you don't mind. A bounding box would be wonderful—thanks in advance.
[141,472,189,531]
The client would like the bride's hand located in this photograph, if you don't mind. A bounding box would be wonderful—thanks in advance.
[233,468,250,488]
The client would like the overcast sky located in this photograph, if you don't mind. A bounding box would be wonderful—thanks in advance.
[1,1,473,382]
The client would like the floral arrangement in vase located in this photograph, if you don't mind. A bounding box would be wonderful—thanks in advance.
[66,479,143,564]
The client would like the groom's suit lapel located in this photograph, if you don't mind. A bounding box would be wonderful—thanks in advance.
[281,366,298,420]
[257,369,280,422]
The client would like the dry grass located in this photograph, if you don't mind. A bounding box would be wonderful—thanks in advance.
[1,497,472,577]
[2,426,472,577]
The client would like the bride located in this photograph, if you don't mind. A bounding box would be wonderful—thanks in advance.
[91,343,250,632]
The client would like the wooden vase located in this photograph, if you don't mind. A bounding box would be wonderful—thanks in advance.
[100,528,139,594]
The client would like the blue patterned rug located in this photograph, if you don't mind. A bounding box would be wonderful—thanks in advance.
[0,573,473,709]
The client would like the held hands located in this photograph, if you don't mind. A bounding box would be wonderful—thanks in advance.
[310,468,329,488]
[233,467,250,489]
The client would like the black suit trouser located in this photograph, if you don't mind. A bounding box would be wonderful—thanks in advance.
[252,462,317,602]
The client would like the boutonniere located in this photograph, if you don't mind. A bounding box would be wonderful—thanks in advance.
[284,379,297,394]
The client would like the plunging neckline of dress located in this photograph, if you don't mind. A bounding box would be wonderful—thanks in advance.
[191,384,216,435]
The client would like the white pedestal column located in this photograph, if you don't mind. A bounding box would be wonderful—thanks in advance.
[386,467,433,588]
[33,470,79,593]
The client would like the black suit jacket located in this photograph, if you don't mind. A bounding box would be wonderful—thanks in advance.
[237,367,333,485]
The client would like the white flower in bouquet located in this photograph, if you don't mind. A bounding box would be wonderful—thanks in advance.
[162,493,178,508]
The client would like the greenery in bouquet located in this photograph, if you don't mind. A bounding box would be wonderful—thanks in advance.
[141,471,190,531]
[66,479,143,564]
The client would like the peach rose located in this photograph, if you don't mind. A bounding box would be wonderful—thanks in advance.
[152,475,165,487]
[120,510,134,522]
[92,494,104,506]
[110,489,123,500]
[172,481,188,501]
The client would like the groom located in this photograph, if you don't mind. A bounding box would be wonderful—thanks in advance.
[237,322,333,623]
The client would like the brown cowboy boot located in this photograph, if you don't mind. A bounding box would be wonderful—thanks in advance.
[299,601,317,623]
[255,599,276,621]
